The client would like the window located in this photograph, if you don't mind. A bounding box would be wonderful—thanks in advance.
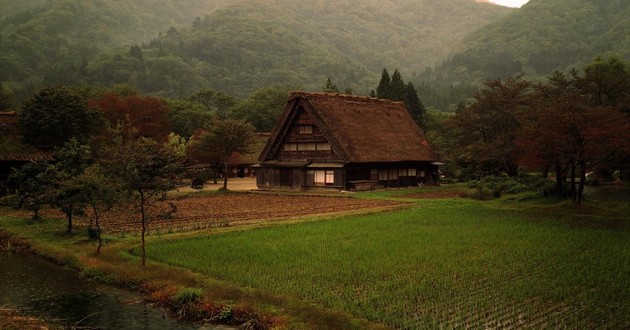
[408,168,417,176]
[283,143,297,151]
[313,170,335,185]
[326,171,334,184]
[315,171,326,184]
[303,143,316,151]
[299,125,313,134]
[317,143,331,150]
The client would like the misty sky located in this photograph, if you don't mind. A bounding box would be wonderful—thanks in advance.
[491,0,529,7]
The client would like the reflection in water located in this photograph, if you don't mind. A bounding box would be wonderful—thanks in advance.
[0,251,227,329]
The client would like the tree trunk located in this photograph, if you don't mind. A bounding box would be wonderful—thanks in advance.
[577,160,587,205]
[542,166,550,179]
[140,191,146,267]
[213,160,219,184]
[222,158,229,190]
[570,162,577,203]
[554,163,565,196]
[66,209,73,234]
[93,205,102,255]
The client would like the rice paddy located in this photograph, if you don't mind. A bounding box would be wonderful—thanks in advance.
[146,198,630,329]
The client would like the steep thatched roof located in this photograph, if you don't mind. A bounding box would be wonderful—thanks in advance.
[260,92,438,163]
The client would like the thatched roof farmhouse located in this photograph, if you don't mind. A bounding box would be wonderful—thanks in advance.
[256,92,440,191]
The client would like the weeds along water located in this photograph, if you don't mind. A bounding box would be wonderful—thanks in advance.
[146,199,630,329]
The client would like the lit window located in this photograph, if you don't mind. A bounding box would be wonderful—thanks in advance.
[326,171,334,184]
[315,171,326,184]
[314,170,335,185]
[408,168,416,176]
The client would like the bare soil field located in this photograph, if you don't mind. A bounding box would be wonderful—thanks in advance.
[105,193,407,233]
[5,193,406,234]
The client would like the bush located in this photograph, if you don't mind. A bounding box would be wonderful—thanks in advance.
[172,287,204,319]
[463,176,558,200]
[172,287,203,305]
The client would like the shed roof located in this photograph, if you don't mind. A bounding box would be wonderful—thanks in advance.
[260,92,438,163]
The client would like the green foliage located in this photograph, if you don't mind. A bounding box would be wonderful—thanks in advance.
[48,139,93,233]
[463,176,556,200]
[231,85,291,132]
[376,68,427,128]
[417,0,630,111]
[165,98,213,139]
[172,287,203,305]
[19,86,103,150]
[147,202,630,329]
[1,0,511,103]
[6,160,52,220]
[195,119,255,190]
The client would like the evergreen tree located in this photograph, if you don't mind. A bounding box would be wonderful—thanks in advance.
[389,69,406,102]
[405,82,426,128]
[375,68,427,129]
[376,68,391,99]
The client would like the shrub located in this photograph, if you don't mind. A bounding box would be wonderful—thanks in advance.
[173,287,203,305]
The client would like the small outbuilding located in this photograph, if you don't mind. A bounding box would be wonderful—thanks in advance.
[255,92,440,191]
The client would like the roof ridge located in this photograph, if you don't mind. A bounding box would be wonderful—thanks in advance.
[288,91,404,105]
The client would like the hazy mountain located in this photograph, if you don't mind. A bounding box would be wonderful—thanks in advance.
[0,0,511,104]
[416,0,630,110]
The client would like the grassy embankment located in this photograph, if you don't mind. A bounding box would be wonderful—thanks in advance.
[1,184,629,329]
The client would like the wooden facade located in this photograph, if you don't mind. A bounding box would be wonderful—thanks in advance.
[256,92,440,191]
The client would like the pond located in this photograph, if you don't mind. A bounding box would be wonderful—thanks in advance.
[0,250,230,329]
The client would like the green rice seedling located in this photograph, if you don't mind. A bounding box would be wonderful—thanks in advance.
[145,199,630,329]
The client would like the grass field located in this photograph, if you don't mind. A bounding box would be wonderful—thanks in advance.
[146,195,630,329]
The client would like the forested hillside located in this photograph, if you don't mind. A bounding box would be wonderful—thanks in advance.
[415,0,630,110]
[0,0,511,106]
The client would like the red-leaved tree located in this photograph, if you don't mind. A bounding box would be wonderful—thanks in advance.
[89,93,171,142]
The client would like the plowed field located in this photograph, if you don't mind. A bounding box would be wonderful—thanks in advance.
[103,193,405,233]
[6,193,405,234]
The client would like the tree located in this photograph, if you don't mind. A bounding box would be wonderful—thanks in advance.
[77,164,126,254]
[231,85,290,132]
[165,98,214,139]
[7,160,53,220]
[186,129,223,185]
[518,71,584,196]
[404,82,426,129]
[376,68,391,99]
[518,63,630,204]
[194,119,255,190]
[20,87,104,150]
[100,135,183,266]
[446,76,531,178]
[48,139,93,234]
[389,69,406,102]
[88,93,171,142]
[189,88,237,119]
[376,68,427,128]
